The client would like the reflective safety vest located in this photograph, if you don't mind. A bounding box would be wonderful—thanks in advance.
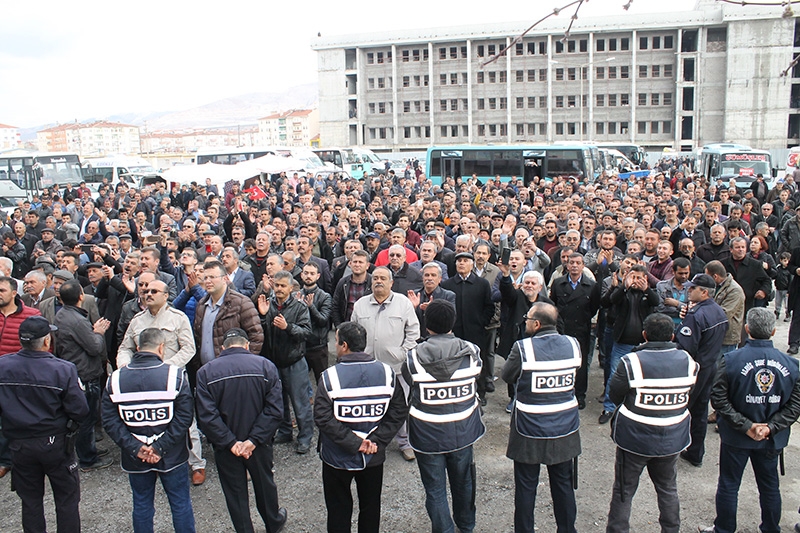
[319,359,395,471]
[406,341,485,453]
[612,347,698,457]
[108,362,187,473]
[514,333,582,439]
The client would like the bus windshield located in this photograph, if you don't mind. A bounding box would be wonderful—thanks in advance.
[719,153,770,178]
[35,155,83,186]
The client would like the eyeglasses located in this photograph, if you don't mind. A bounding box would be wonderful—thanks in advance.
[137,282,149,287]
[143,289,164,295]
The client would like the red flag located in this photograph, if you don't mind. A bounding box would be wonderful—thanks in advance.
[244,185,267,201]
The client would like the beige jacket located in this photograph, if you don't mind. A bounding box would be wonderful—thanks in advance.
[117,304,196,368]
[715,274,746,347]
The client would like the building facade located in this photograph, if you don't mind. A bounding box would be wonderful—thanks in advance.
[140,126,259,154]
[312,1,796,152]
[37,121,141,156]
[257,109,320,147]
[0,124,20,151]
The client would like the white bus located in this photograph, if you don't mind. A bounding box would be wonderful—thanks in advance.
[0,150,84,199]
[82,155,157,188]
[312,147,386,179]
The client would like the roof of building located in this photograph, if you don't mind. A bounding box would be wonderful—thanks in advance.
[0,124,17,129]
[311,1,784,50]
[258,109,316,121]
[37,120,138,134]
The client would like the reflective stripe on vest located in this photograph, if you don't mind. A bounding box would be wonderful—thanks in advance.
[109,364,179,403]
[514,333,581,439]
[320,360,396,470]
[406,342,485,453]
[627,353,697,390]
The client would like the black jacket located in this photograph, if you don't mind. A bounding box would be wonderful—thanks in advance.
[0,349,88,439]
[498,275,554,357]
[440,273,494,347]
[390,263,423,295]
[549,274,601,339]
[302,286,332,349]
[195,347,283,450]
[260,295,312,368]
[331,273,372,326]
[723,255,772,309]
[607,285,660,344]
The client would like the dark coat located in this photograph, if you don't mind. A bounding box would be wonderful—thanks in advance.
[497,275,554,358]
[331,273,372,326]
[723,255,772,309]
[440,273,494,348]
[390,263,423,295]
[413,285,456,338]
[260,295,312,368]
[549,274,601,340]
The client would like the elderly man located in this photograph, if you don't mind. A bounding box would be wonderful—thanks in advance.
[387,245,423,295]
[442,251,496,406]
[409,240,449,281]
[351,266,420,461]
[407,262,455,339]
[21,270,54,309]
[222,245,256,297]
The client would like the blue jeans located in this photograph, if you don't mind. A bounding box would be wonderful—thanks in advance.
[713,443,781,533]
[721,344,738,355]
[77,379,101,466]
[276,358,314,447]
[603,343,634,414]
[128,462,195,533]
[416,447,476,533]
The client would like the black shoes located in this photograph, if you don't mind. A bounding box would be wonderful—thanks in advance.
[789,345,799,355]
[598,411,613,425]
[273,507,288,533]
[680,451,702,467]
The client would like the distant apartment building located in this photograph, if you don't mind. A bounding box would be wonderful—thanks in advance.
[140,126,259,153]
[312,0,797,152]
[37,121,140,155]
[0,124,20,150]
[257,109,320,147]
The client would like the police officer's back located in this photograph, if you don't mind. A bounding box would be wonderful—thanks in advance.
[0,316,89,532]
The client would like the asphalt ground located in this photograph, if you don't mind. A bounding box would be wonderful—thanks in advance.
[1,317,799,532]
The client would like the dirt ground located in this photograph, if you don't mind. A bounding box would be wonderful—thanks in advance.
[1,320,800,532]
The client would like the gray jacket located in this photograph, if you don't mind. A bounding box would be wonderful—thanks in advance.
[54,304,107,382]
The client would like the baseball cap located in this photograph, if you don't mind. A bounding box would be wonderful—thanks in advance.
[19,316,57,342]
[685,273,716,290]
[224,328,249,342]
[365,232,380,239]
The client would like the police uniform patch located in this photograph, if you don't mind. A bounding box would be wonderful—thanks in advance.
[679,326,692,337]
[755,368,775,394]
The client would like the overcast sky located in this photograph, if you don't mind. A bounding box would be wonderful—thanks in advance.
[1,0,698,128]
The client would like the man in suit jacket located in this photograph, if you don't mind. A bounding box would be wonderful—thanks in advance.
[407,263,455,339]
[441,252,495,405]
[549,252,601,409]
[21,270,55,309]
[221,246,256,297]
[723,237,773,344]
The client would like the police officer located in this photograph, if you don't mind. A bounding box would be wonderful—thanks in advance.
[502,302,582,533]
[402,300,485,533]
[701,308,800,533]
[195,328,287,533]
[675,273,728,467]
[314,321,408,533]
[101,327,196,533]
[0,316,89,533]
[605,313,699,533]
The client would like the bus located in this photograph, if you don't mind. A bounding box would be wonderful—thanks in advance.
[0,150,84,199]
[425,144,597,186]
[195,146,326,171]
[695,143,776,188]
[786,146,800,176]
[598,143,646,166]
[82,155,157,187]
[312,147,386,179]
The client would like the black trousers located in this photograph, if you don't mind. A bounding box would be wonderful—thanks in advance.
[305,345,330,386]
[684,362,715,464]
[572,335,591,403]
[214,444,284,533]
[322,462,383,533]
[9,434,80,533]
[514,460,577,533]
[606,448,680,533]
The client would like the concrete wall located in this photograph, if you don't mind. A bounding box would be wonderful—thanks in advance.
[317,49,349,147]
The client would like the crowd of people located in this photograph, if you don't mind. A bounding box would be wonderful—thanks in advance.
[0,167,799,532]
